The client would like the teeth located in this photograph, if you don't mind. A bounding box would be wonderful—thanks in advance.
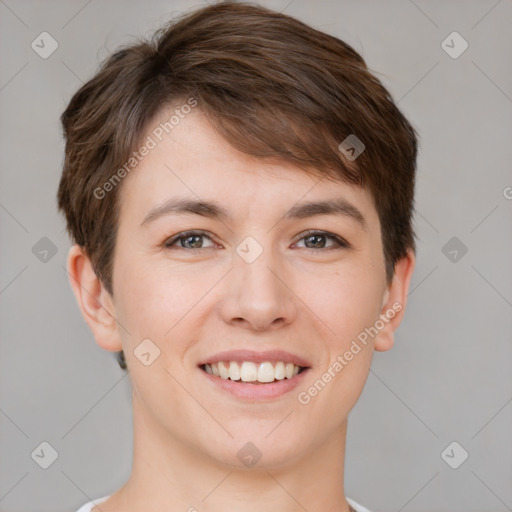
[257,361,275,383]
[204,361,304,383]
[274,361,285,380]
[228,361,241,381]
[218,361,229,379]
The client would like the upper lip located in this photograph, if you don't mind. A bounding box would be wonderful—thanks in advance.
[198,349,311,368]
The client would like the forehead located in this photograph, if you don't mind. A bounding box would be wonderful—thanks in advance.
[117,106,379,228]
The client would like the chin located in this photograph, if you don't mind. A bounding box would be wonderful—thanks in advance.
[205,432,309,471]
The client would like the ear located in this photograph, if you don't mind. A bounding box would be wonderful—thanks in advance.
[374,249,416,352]
[66,244,123,352]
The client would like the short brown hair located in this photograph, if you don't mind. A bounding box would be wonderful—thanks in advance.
[57,1,418,370]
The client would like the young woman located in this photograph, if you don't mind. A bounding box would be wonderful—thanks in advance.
[58,3,417,511]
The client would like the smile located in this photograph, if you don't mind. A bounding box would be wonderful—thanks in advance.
[201,361,306,384]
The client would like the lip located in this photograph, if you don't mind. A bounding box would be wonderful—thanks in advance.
[199,365,311,401]
[197,349,312,368]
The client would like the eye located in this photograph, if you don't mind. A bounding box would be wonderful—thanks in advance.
[294,230,350,251]
[164,230,216,250]
[163,229,350,253]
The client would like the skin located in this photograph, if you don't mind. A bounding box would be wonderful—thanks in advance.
[68,106,415,512]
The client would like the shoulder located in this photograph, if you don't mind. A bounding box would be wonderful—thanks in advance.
[74,495,111,512]
[347,496,373,512]
[75,495,370,512]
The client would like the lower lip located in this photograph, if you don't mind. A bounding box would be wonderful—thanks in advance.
[199,367,310,401]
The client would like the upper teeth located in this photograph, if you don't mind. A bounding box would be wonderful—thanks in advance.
[204,361,301,382]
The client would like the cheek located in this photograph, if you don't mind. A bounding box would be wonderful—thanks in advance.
[298,271,382,411]
[113,255,215,346]
[310,268,383,348]
[305,272,381,370]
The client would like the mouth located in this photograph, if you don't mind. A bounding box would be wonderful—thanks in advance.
[197,349,312,399]
[199,361,309,384]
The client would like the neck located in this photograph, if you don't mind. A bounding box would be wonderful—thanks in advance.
[111,391,354,512]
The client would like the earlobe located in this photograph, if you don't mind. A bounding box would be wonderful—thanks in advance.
[374,249,416,352]
[66,244,123,352]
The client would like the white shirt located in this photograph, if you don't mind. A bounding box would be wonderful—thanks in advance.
[75,495,372,512]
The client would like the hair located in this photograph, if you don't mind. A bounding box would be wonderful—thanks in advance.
[57,1,418,371]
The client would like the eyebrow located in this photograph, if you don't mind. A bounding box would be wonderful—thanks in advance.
[140,196,367,229]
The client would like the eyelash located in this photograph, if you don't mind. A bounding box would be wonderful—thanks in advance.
[163,229,350,253]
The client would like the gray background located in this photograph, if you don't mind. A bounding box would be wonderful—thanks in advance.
[1,1,511,511]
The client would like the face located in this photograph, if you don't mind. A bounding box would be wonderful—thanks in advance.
[104,106,398,469]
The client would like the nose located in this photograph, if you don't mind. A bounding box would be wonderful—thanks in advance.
[219,243,298,332]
